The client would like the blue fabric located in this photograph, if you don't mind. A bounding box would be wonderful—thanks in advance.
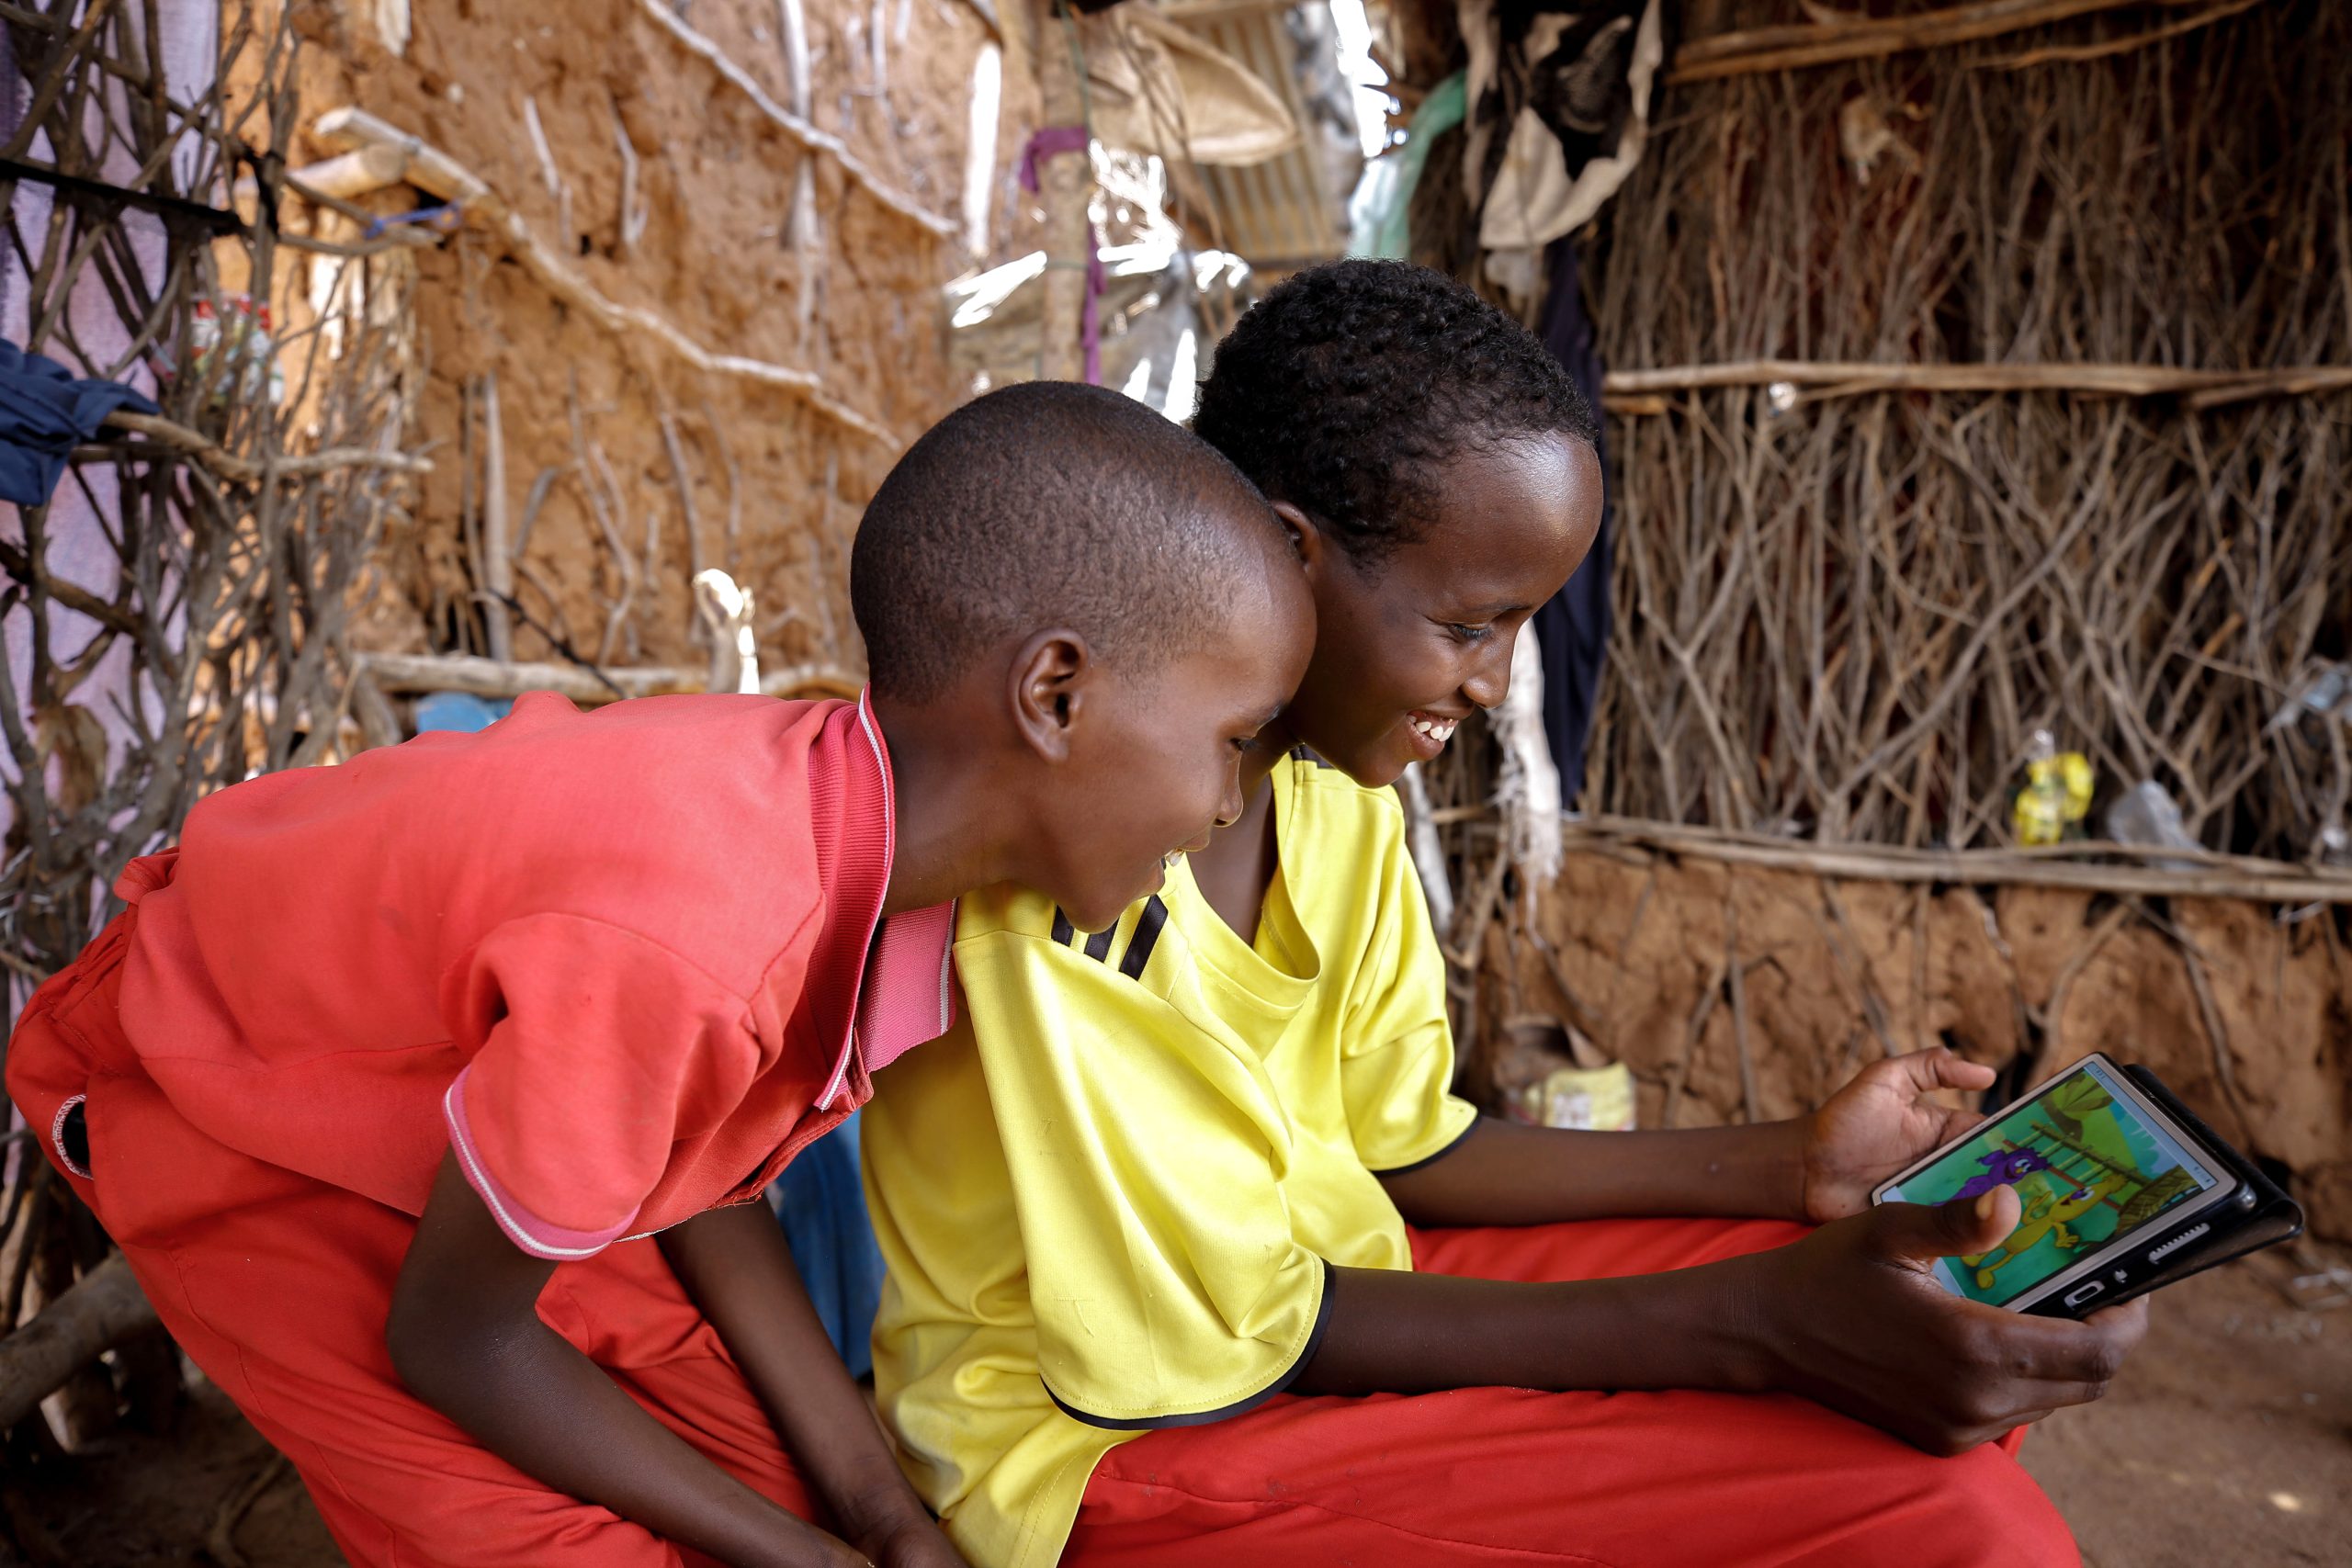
[773,1110,886,1379]
[413,692,514,734]
[0,339,160,506]
[1532,236,1614,807]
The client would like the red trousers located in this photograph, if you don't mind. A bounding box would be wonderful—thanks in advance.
[1069,1218,2077,1568]
[9,924,815,1568]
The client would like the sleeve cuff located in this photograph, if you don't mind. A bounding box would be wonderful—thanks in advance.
[1365,1104,1482,1178]
[1043,1260,1337,1431]
[442,1066,638,1260]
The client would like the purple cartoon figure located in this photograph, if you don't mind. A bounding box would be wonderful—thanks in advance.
[1951,1147,2052,1201]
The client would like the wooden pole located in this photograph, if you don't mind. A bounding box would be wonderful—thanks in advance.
[0,1253,160,1434]
[1033,0,1089,382]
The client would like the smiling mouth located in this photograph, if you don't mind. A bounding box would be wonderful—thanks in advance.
[1408,711,1460,745]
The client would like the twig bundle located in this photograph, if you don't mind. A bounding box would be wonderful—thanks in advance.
[1577,0,2349,865]
[0,0,420,1444]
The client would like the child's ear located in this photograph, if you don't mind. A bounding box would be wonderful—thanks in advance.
[1009,628,1091,763]
[1271,502,1328,584]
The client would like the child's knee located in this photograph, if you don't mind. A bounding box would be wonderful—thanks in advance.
[1915,1444,2078,1567]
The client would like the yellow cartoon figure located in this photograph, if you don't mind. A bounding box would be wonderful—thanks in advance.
[1964,1170,2131,1291]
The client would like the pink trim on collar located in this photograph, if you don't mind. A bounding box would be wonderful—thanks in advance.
[811,692,960,1105]
[854,899,960,1077]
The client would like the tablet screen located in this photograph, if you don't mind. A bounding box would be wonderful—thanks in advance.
[1879,1057,2222,1306]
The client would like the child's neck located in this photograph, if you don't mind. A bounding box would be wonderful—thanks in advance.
[1188,764,1281,944]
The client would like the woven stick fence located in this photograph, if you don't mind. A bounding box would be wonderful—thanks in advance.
[1,0,420,1454]
[1403,1,2352,1167]
[1568,0,2350,867]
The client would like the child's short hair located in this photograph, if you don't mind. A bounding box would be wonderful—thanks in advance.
[1193,260,1597,563]
[852,381,1281,703]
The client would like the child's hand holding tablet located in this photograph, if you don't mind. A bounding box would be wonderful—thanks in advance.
[1871,1052,2301,1316]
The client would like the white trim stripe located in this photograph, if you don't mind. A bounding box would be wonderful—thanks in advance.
[440,1076,619,1260]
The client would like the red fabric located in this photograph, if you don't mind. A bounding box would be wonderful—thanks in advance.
[8,887,824,1567]
[3,691,960,1566]
[1068,1217,2075,1568]
[15,691,950,1260]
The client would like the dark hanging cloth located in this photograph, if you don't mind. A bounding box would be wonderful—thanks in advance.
[1529,233,1612,807]
[0,339,160,506]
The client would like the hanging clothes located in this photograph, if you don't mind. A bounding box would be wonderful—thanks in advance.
[0,339,160,506]
[1530,234,1612,807]
[1461,0,1667,298]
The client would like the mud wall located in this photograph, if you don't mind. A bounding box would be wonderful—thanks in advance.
[1475,852,2352,1240]
[291,0,1037,671]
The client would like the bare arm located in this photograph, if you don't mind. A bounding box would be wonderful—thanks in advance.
[1293,1188,2149,1456]
[387,1152,868,1568]
[1310,1050,2150,1453]
[659,1201,962,1568]
[1377,1117,1810,1228]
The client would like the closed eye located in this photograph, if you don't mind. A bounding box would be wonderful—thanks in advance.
[1446,622,1495,643]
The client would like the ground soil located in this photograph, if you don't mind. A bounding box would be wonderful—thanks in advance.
[15,1248,2346,1566]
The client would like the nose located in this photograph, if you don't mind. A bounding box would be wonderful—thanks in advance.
[1461,626,1519,711]
[1213,762,1248,829]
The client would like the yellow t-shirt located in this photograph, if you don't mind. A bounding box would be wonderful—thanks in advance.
[863,750,1478,1568]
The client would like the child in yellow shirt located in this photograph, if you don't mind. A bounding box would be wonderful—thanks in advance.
[862,263,2144,1568]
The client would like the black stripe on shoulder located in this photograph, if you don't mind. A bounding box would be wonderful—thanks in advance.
[1049,907,1075,946]
[1044,1264,1336,1431]
[1118,896,1170,980]
[1082,922,1117,963]
[1288,744,1336,770]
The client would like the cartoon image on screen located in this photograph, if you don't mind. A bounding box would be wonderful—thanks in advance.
[1880,1059,2219,1305]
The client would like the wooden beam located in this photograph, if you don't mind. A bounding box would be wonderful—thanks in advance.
[0,1253,158,1433]
[356,651,863,705]
[1667,0,2211,85]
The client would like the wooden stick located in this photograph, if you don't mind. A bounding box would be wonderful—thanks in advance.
[1724,893,1759,1124]
[312,107,899,445]
[1667,0,2194,85]
[0,1252,158,1432]
[1982,0,2267,68]
[95,409,432,481]
[1558,816,2352,906]
[630,0,958,239]
[1600,360,2352,404]
[355,651,862,705]
[206,1453,290,1568]
[480,373,514,663]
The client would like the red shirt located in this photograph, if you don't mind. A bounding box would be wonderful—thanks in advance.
[109,690,954,1258]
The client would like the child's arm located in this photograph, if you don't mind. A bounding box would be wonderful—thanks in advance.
[388,1153,948,1568]
[659,1201,960,1568]
[1292,1183,2151,1456]
[1376,1048,1992,1228]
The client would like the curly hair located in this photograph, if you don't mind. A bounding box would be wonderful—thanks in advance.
[1191,260,1597,562]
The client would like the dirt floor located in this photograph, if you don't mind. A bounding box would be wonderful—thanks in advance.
[13,1247,2347,1567]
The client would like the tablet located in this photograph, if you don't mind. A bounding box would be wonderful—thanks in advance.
[1871,1053,2240,1314]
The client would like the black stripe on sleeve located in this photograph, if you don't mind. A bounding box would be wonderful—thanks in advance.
[1082,922,1117,963]
[1049,908,1075,947]
[1365,1114,1482,1178]
[1044,1262,1337,1431]
[1118,895,1170,979]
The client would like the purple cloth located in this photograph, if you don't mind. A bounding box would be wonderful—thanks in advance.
[1017,126,1105,385]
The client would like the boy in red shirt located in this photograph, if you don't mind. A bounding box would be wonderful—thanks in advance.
[7,383,1312,1568]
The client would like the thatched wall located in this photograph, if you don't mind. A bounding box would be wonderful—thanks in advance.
[1578,0,2349,864]
[1437,0,2352,1236]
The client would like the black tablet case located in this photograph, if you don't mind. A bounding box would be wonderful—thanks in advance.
[2022,1065,2303,1319]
